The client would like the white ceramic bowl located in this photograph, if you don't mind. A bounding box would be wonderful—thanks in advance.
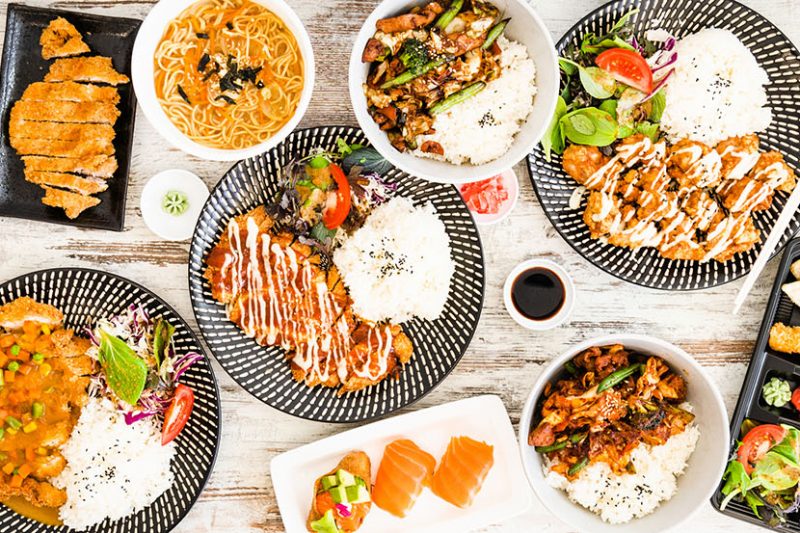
[518,334,729,533]
[503,259,574,330]
[132,0,315,161]
[348,0,559,184]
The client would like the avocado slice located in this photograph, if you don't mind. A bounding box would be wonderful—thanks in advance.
[345,484,370,504]
[320,475,339,491]
[310,509,341,533]
[336,469,356,487]
[329,485,349,504]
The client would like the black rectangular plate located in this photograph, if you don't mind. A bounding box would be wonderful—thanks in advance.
[711,237,800,530]
[0,4,141,231]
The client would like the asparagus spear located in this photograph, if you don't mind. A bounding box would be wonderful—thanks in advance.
[435,0,464,31]
[429,82,486,115]
[380,57,446,89]
[482,18,510,50]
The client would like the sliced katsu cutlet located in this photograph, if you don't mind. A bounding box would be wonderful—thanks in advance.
[24,171,108,195]
[11,100,120,125]
[39,17,90,60]
[44,56,130,86]
[21,155,117,179]
[9,115,116,143]
[21,81,119,104]
[9,137,114,158]
[0,297,63,330]
[41,186,100,219]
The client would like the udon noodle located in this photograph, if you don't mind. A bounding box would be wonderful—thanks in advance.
[154,0,304,150]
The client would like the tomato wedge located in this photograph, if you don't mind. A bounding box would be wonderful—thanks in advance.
[595,48,653,94]
[737,423,786,474]
[322,164,352,229]
[792,388,800,412]
[161,384,195,446]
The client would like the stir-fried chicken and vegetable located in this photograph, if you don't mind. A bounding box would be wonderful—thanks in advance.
[361,0,510,154]
[529,345,694,478]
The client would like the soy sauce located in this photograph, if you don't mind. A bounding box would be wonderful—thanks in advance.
[511,267,565,321]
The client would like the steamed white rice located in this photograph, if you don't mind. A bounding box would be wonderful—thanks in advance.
[660,28,771,145]
[53,397,175,531]
[415,36,536,165]
[544,420,700,524]
[333,197,453,323]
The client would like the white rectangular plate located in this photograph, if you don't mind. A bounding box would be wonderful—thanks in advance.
[270,395,532,533]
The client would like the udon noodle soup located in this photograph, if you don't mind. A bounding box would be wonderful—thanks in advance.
[154,0,304,150]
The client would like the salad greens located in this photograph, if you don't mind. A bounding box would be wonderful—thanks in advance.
[98,329,147,406]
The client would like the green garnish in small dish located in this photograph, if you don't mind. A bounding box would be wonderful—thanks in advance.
[162,190,189,216]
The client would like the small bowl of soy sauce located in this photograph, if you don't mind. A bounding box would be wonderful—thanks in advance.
[503,259,575,330]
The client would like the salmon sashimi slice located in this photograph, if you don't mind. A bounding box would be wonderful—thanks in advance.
[44,56,130,85]
[9,114,116,143]
[430,436,494,509]
[22,155,118,179]
[9,137,114,158]
[25,171,108,195]
[40,17,90,60]
[21,82,119,104]
[11,100,120,125]
[40,186,100,219]
[372,439,437,518]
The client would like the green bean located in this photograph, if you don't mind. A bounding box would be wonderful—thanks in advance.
[534,440,568,453]
[564,360,578,375]
[380,57,446,89]
[596,363,642,393]
[569,432,588,444]
[481,18,510,50]
[435,0,464,31]
[429,82,486,115]
[568,457,589,476]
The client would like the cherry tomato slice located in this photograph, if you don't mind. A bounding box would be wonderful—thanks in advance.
[792,388,800,412]
[595,48,654,94]
[737,423,786,474]
[161,383,195,446]
[322,164,352,229]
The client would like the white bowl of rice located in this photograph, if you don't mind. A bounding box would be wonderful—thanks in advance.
[348,0,559,184]
[518,334,729,532]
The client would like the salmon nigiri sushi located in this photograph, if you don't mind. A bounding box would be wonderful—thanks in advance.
[372,439,437,517]
[430,436,494,508]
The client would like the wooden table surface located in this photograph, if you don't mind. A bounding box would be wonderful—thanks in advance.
[2,0,799,531]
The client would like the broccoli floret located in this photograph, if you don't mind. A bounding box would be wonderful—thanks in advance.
[398,38,429,72]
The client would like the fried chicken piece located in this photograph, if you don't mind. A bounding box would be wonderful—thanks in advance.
[21,81,119,104]
[705,215,760,262]
[40,17,89,60]
[562,144,612,188]
[362,37,388,62]
[682,189,720,232]
[668,139,722,189]
[44,56,130,85]
[11,100,120,125]
[769,323,800,354]
[340,324,413,393]
[658,213,703,261]
[9,114,116,143]
[716,135,760,181]
[0,297,63,330]
[718,177,774,213]
[606,204,661,249]
[751,151,797,193]
[376,1,444,33]
[25,170,108,195]
[582,191,620,238]
[10,137,114,158]
[41,186,100,219]
[22,155,117,179]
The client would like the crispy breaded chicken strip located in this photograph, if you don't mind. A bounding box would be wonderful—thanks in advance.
[10,136,114,158]
[41,186,100,219]
[11,100,120,125]
[22,155,117,179]
[21,81,119,104]
[9,115,115,142]
[40,17,89,60]
[25,170,108,195]
[769,322,800,354]
[0,297,63,330]
[44,56,130,85]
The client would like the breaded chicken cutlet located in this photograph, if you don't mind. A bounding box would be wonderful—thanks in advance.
[769,323,800,354]
[7,19,129,219]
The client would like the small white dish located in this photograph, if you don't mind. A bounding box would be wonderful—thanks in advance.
[459,168,519,225]
[518,334,730,533]
[503,259,575,330]
[270,395,531,533]
[140,169,209,241]
[348,0,559,184]
[131,0,315,161]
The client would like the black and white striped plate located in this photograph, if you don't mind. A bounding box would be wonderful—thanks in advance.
[0,268,220,533]
[188,126,485,423]
[527,0,800,290]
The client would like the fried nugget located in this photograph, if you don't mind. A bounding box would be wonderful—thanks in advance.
[40,17,89,60]
[769,322,800,354]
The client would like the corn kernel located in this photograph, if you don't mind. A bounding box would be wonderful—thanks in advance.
[22,422,37,434]
[5,428,17,435]
[39,363,51,376]
[41,325,50,335]
[35,447,47,456]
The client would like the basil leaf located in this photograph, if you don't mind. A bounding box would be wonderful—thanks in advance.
[342,147,392,175]
[98,330,148,406]
[618,124,636,139]
[153,318,175,367]
[558,58,578,76]
[559,108,618,146]
[649,90,666,122]
[579,67,616,99]
[636,121,659,141]
[542,96,568,161]
[598,99,618,118]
